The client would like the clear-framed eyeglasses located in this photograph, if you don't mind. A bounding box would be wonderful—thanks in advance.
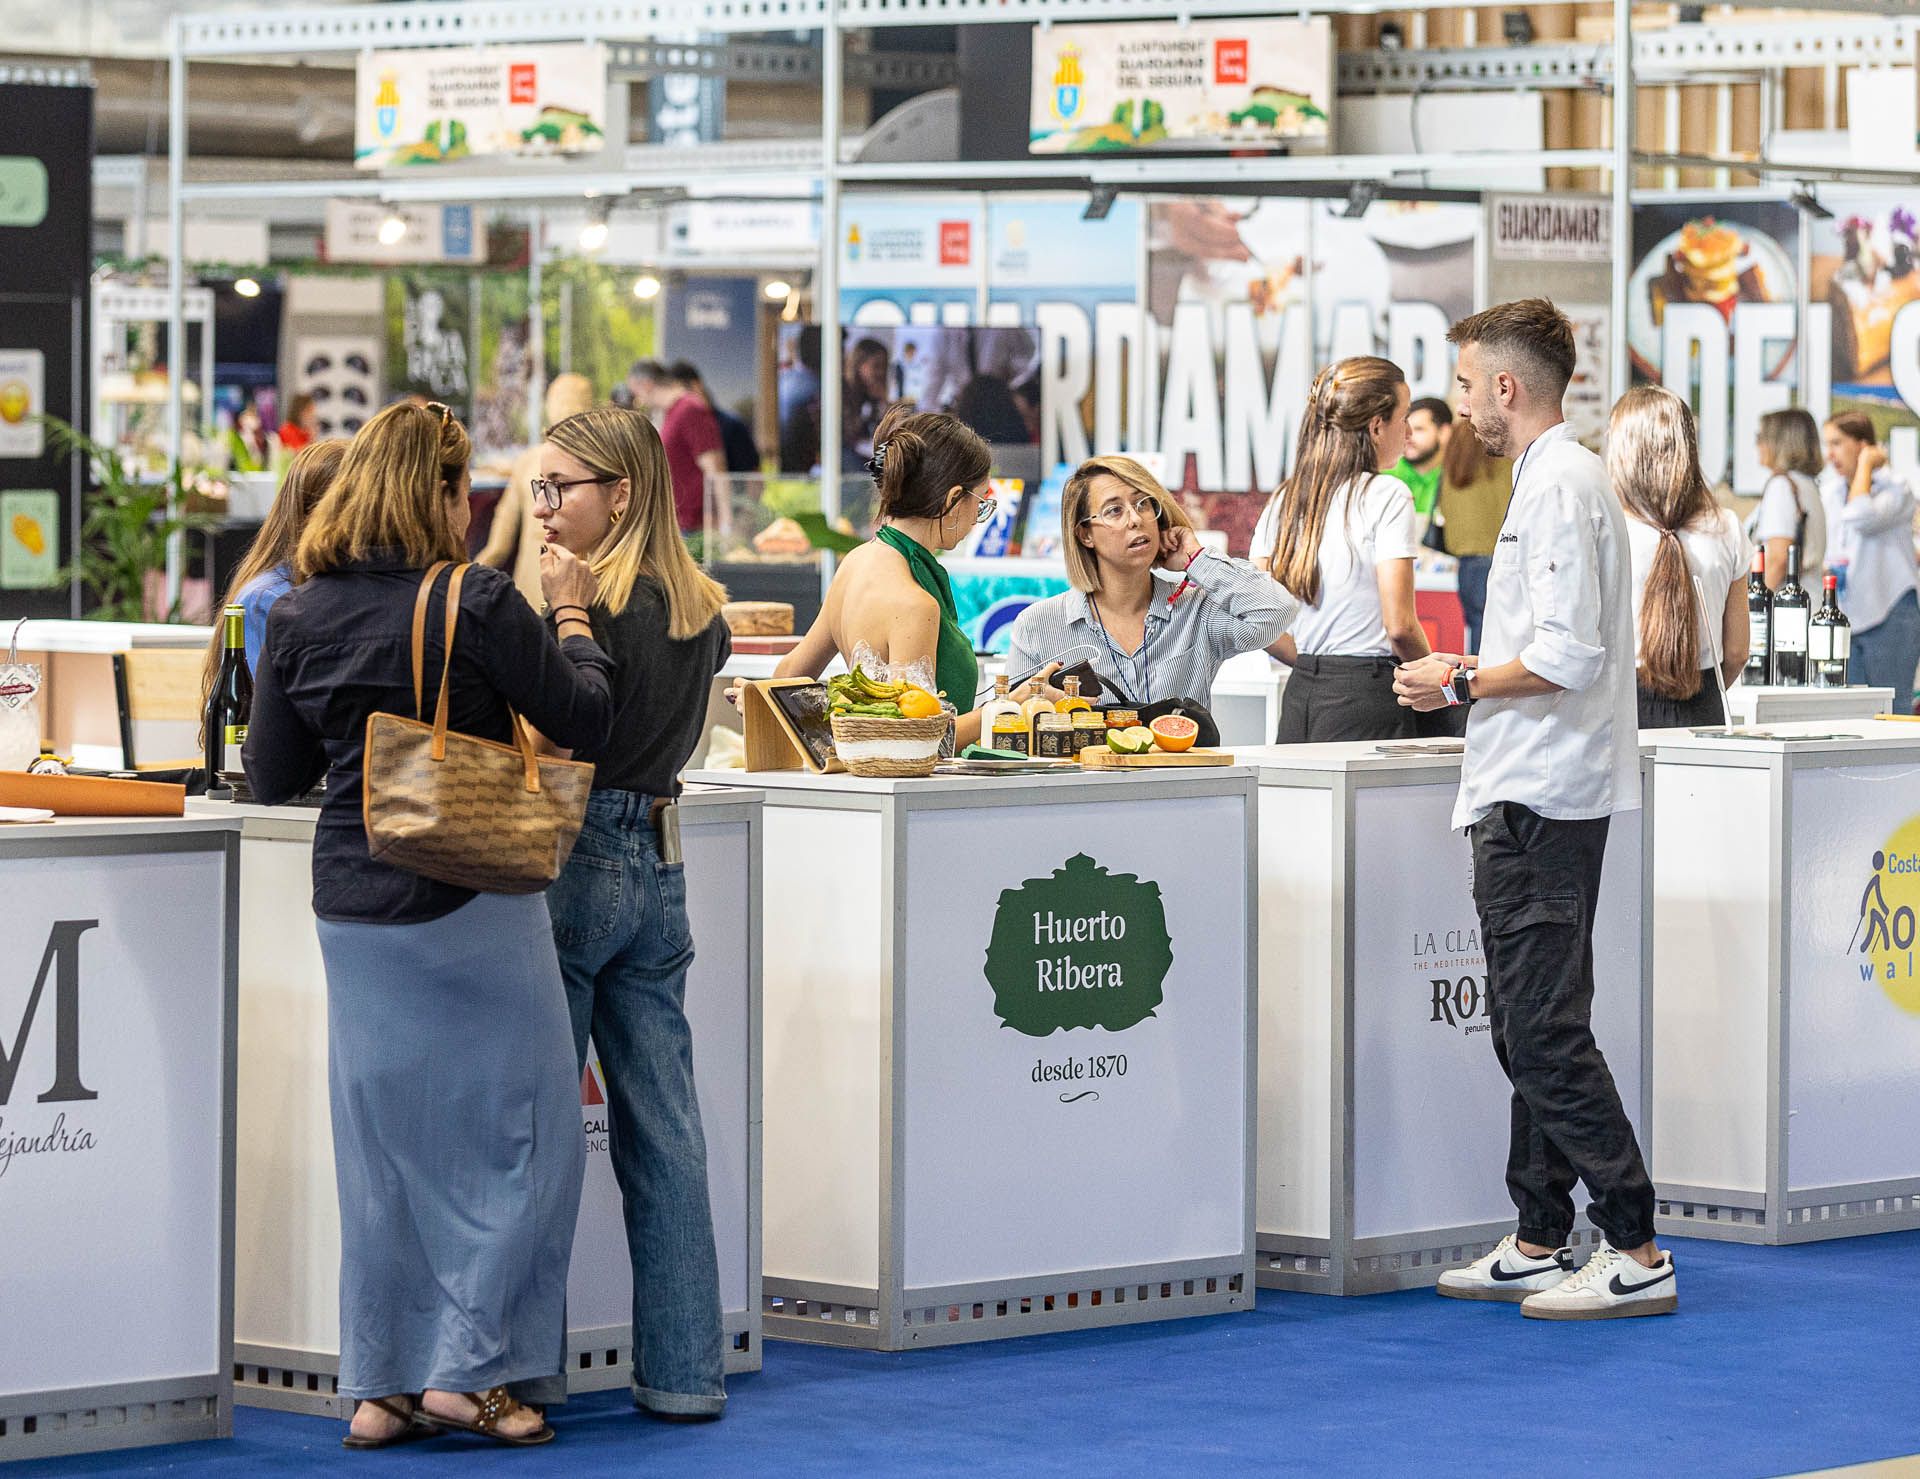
[1080,493,1162,528]
[953,488,997,526]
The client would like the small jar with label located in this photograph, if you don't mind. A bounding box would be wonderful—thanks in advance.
[1033,710,1078,760]
[1103,707,1141,731]
[1071,708,1107,752]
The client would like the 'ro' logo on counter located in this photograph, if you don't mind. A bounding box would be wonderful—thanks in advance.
[0,920,100,1106]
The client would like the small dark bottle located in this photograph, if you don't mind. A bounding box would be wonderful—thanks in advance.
[1770,545,1811,687]
[1743,549,1772,688]
[1809,573,1851,688]
[203,604,253,796]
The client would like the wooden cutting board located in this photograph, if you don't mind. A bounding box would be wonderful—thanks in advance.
[1078,748,1234,769]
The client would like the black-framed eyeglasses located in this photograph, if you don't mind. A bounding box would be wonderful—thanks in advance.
[1079,493,1161,529]
[531,475,612,512]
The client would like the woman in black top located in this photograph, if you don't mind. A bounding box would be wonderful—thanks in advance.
[243,401,613,1449]
[531,406,734,1420]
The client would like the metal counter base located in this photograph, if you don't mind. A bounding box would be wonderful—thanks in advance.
[763,1262,1247,1351]
[1653,1180,1920,1246]
[0,1379,224,1463]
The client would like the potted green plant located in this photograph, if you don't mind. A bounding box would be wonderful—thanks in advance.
[43,416,216,622]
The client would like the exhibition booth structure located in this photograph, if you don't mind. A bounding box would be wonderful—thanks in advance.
[681,764,1257,1350]
[1647,720,1920,1246]
[206,788,763,1416]
[0,814,240,1462]
[1241,743,1644,1295]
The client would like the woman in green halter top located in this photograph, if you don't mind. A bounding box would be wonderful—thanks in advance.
[776,406,1063,747]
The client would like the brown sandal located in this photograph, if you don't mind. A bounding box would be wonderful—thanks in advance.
[341,1395,432,1450]
[418,1386,555,1447]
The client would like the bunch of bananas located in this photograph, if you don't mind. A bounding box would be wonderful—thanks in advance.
[827,666,942,719]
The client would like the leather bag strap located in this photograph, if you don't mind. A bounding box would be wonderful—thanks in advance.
[429,564,467,760]
[424,562,543,794]
[410,560,452,719]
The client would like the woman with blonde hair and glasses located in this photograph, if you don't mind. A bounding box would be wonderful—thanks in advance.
[1253,355,1431,742]
[1610,385,1751,728]
[242,400,614,1449]
[1007,455,1296,712]
[530,405,735,1424]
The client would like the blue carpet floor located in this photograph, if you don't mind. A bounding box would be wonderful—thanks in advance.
[17,1230,1920,1477]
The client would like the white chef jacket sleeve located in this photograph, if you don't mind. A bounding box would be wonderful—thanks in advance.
[1515,481,1608,693]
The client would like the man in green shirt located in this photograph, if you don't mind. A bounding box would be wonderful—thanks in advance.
[1387,397,1451,517]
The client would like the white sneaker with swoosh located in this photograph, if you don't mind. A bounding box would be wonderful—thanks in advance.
[1521,1241,1677,1320]
[1436,1234,1575,1302]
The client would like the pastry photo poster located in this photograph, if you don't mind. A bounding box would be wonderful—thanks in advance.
[1631,196,1920,496]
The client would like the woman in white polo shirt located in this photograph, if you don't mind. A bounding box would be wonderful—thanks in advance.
[1253,356,1431,742]
[1610,386,1752,729]
[1822,412,1920,714]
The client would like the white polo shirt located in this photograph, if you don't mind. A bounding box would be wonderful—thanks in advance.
[1453,422,1642,831]
[1255,473,1419,658]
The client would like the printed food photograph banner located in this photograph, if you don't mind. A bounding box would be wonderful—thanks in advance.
[1139,197,1479,553]
[1631,194,1920,492]
[1030,19,1332,155]
[355,42,607,169]
[385,272,472,424]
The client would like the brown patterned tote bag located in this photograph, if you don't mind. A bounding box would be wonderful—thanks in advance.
[363,561,594,892]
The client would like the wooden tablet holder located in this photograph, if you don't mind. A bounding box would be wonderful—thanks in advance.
[740,679,844,774]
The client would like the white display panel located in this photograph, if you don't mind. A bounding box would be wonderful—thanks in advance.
[0,848,227,1396]
[899,794,1250,1290]
[1349,787,1642,1241]
[1650,765,1772,1194]
[1256,786,1334,1240]
[759,806,886,1291]
[1787,765,1920,1190]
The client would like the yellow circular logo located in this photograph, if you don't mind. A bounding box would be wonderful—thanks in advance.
[1856,816,1920,1015]
[0,380,29,423]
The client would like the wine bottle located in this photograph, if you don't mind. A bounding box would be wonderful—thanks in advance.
[204,604,253,793]
[1771,545,1810,687]
[1809,572,1851,688]
[1743,549,1772,687]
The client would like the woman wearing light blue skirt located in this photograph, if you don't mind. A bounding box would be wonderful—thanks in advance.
[244,401,615,1448]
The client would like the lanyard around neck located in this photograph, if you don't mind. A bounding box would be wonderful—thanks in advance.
[1087,594,1157,706]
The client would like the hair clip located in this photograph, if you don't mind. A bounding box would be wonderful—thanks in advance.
[866,439,889,478]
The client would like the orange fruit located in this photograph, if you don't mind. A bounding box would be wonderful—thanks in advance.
[896,687,941,719]
[1149,713,1199,752]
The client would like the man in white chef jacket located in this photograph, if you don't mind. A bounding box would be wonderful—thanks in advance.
[1394,300,1675,1321]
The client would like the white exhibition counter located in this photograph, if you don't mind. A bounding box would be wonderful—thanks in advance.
[1239,742,1645,1295]
[1647,719,1920,1244]
[683,764,1257,1350]
[202,788,763,1416]
[1723,682,1894,726]
[0,813,239,1461]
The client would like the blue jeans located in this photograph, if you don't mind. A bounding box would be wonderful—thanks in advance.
[548,790,725,1417]
[1456,555,1492,654]
[1852,588,1920,717]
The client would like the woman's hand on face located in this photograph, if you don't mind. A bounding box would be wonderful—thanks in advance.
[1157,525,1203,571]
[540,541,598,613]
[1861,444,1890,476]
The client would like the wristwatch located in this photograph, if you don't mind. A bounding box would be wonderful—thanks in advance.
[1441,665,1475,708]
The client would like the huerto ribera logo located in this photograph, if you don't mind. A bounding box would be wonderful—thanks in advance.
[0,919,101,1180]
[984,853,1172,1038]
[1851,820,1920,1015]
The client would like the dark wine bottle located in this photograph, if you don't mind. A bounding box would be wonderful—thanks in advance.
[1809,572,1851,688]
[1771,545,1810,687]
[1744,549,1772,687]
[204,604,253,794]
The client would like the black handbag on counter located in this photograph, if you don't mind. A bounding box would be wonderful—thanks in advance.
[1134,697,1222,749]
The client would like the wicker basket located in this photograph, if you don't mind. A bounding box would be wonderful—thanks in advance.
[829,712,952,778]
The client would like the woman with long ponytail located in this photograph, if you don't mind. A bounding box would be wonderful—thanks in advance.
[530,405,735,1422]
[1252,355,1431,742]
[1607,385,1751,727]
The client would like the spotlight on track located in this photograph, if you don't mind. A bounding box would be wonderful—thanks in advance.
[1343,180,1380,220]
[632,274,662,301]
[1083,184,1118,222]
[233,277,261,298]
[579,201,611,253]
[1790,187,1833,221]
